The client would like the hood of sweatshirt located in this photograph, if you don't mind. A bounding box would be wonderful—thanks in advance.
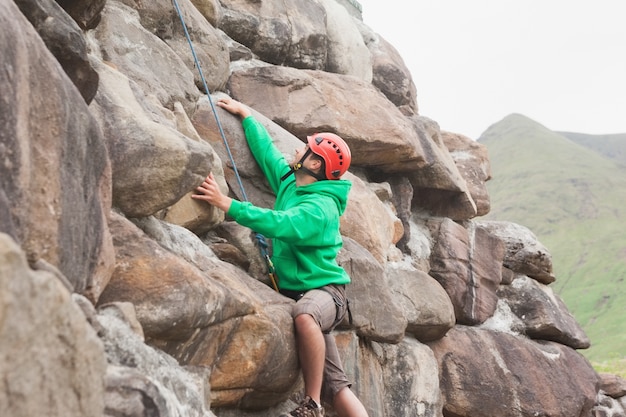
[295,178,351,216]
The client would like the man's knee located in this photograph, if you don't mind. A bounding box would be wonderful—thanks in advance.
[294,313,318,331]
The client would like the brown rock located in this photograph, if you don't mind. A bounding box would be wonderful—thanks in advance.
[99,212,252,340]
[210,241,251,271]
[379,337,443,416]
[207,305,299,408]
[55,0,106,29]
[409,117,478,220]
[226,65,423,171]
[0,233,107,417]
[501,266,516,285]
[337,238,407,343]
[98,301,145,341]
[428,219,504,325]
[92,1,211,107]
[341,173,403,264]
[442,131,492,216]
[497,275,590,349]
[387,264,455,342]
[97,310,212,416]
[124,0,230,95]
[190,0,221,27]
[428,326,598,417]
[156,102,228,234]
[334,331,443,417]
[14,0,100,103]
[0,0,114,298]
[101,213,299,409]
[227,64,474,223]
[321,0,372,80]
[598,373,626,398]
[360,23,418,113]
[192,94,302,208]
[388,176,414,253]
[218,0,327,70]
[477,220,555,284]
[90,62,217,218]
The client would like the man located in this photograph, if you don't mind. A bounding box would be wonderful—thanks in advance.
[192,97,368,417]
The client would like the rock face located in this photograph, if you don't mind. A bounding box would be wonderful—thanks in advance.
[0,0,621,416]
[0,234,107,417]
[428,326,597,417]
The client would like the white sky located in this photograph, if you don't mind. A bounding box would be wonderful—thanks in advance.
[357,0,626,139]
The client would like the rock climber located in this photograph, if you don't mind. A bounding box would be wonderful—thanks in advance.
[192,97,369,417]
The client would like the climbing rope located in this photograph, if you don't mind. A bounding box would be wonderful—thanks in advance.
[172,0,279,291]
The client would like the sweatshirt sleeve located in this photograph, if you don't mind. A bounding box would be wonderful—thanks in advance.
[242,116,291,194]
[228,198,327,243]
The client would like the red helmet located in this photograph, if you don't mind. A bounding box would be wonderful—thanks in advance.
[307,132,351,180]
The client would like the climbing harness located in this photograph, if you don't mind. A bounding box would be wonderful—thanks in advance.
[254,233,279,292]
[172,0,278,292]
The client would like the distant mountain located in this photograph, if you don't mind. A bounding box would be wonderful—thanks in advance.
[558,132,626,167]
[478,114,626,368]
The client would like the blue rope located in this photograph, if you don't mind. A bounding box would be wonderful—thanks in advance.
[172,0,249,202]
[172,0,278,291]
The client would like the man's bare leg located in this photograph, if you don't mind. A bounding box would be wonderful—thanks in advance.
[333,387,369,417]
[294,313,325,405]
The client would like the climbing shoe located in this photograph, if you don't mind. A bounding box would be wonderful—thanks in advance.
[280,396,325,417]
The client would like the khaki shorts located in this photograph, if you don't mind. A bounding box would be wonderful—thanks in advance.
[291,285,350,404]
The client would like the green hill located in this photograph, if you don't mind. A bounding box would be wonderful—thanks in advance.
[478,114,626,374]
[558,131,626,167]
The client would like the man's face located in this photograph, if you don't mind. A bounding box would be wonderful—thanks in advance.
[291,144,310,166]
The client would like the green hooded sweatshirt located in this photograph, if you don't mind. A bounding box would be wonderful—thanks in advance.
[227,116,352,292]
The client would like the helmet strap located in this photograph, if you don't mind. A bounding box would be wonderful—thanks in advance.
[298,166,326,181]
[281,148,325,181]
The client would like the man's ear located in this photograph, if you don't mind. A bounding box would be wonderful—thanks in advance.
[309,158,322,172]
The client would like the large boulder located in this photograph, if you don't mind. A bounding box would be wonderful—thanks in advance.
[379,337,443,417]
[96,303,214,417]
[498,275,590,349]
[14,0,100,103]
[153,102,228,234]
[226,64,422,172]
[335,332,443,417]
[93,1,192,103]
[318,0,372,80]
[0,233,107,417]
[341,173,403,264]
[386,262,455,342]
[442,131,492,217]
[477,220,555,284]
[337,238,407,343]
[113,0,230,96]
[218,0,327,70]
[0,0,114,299]
[98,213,252,340]
[90,61,218,219]
[359,21,417,113]
[227,62,471,216]
[428,326,598,417]
[428,218,505,325]
[408,117,478,220]
[98,213,299,409]
[55,0,106,29]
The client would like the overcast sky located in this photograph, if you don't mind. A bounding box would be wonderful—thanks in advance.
[357,0,626,139]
